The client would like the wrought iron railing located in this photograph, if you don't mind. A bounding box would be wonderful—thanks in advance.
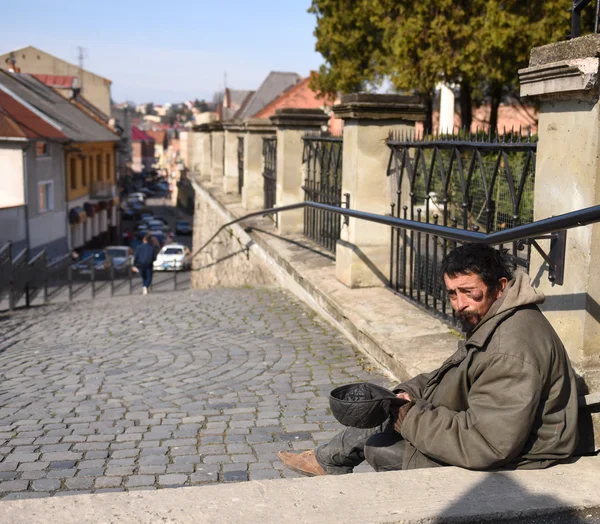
[386,130,537,322]
[262,137,277,223]
[570,0,600,38]
[0,241,11,304]
[302,135,344,254]
[238,136,245,195]
[0,245,189,311]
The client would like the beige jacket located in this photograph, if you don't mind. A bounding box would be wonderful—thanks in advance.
[398,272,579,470]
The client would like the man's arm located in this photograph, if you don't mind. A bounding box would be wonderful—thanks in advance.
[394,370,437,400]
[400,353,542,470]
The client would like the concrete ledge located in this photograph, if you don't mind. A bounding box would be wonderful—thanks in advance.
[2,458,599,523]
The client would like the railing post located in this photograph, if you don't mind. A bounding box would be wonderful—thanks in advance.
[43,250,48,304]
[128,263,133,294]
[91,260,96,299]
[173,267,177,290]
[333,94,426,288]
[269,109,329,234]
[241,119,276,210]
[109,256,115,297]
[223,121,244,194]
[68,252,73,301]
[519,33,600,449]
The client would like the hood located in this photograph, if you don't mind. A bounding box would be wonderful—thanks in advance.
[466,270,544,348]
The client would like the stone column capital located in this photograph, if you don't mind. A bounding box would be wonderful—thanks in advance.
[242,118,276,134]
[222,120,244,132]
[520,34,600,100]
[269,108,329,130]
[208,122,224,132]
[333,94,426,122]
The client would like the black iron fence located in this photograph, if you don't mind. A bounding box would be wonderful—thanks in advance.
[386,130,537,322]
[262,136,277,223]
[238,136,245,195]
[302,134,344,253]
[0,245,191,311]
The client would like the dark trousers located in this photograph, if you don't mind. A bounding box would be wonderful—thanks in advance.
[139,265,153,288]
[315,418,405,474]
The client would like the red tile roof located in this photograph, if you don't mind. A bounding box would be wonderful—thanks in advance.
[0,89,66,139]
[32,74,76,88]
[132,126,155,142]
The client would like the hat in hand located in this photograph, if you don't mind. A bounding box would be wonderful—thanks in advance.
[329,382,408,429]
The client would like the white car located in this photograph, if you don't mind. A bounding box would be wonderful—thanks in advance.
[153,243,191,271]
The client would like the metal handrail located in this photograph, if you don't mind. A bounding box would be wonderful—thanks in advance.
[189,200,600,262]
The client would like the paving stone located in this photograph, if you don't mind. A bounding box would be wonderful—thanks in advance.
[158,474,188,486]
[125,475,155,487]
[222,470,248,482]
[65,477,94,490]
[31,479,61,491]
[94,477,123,488]
[6,453,40,463]
[47,469,77,479]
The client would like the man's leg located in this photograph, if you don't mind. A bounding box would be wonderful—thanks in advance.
[364,432,405,472]
[279,419,394,476]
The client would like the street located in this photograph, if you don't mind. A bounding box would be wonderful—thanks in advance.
[0,286,390,498]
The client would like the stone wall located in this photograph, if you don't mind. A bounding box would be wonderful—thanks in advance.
[190,183,276,289]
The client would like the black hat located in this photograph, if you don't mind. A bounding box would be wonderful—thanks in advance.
[329,382,408,429]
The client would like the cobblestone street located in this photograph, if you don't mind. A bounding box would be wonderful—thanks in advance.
[0,287,391,499]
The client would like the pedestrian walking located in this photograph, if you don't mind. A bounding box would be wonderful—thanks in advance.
[133,233,156,295]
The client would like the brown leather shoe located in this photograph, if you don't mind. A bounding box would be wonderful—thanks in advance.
[277,450,327,477]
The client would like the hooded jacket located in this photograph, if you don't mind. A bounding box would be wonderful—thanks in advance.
[397,271,579,471]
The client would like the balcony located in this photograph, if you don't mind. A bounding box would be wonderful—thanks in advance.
[90,181,117,199]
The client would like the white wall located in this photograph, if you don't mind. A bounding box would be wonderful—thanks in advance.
[0,145,25,208]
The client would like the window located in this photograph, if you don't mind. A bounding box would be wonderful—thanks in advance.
[70,158,77,189]
[97,155,103,181]
[81,156,87,186]
[38,181,54,213]
[36,141,49,157]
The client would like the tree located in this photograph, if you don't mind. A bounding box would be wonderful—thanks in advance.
[144,102,156,116]
[308,0,386,97]
[308,0,571,134]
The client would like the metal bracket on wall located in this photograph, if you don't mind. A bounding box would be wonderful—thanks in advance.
[518,230,567,285]
[343,193,350,226]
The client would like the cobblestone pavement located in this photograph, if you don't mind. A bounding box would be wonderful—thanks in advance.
[0,287,392,499]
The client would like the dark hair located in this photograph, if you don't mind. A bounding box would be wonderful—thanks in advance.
[441,243,513,292]
[143,233,152,243]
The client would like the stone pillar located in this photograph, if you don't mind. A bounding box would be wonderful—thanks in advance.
[333,94,426,288]
[209,122,224,185]
[519,34,600,405]
[222,121,243,194]
[242,119,275,211]
[269,109,329,235]
[197,124,212,181]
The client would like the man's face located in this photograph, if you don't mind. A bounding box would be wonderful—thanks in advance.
[444,272,507,332]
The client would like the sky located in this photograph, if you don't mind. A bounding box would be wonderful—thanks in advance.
[1,0,324,104]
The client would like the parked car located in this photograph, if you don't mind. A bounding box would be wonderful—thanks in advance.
[121,206,136,220]
[72,250,110,275]
[128,192,146,202]
[175,220,193,235]
[139,187,154,197]
[146,220,170,233]
[105,246,134,270]
[153,243,191,271]
[140,212,154,222]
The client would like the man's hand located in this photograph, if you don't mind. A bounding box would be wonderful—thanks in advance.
[392,397,415,434]
[396,391,411,401]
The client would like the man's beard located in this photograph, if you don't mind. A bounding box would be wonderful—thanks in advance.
[457,311,482,333]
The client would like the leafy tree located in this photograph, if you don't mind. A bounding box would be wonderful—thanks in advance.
[308,0,571,134]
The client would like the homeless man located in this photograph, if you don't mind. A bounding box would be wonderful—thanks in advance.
[278,243,579,474]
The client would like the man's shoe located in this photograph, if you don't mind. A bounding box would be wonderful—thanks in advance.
[142,286,148,295]
[277,450,327,477]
